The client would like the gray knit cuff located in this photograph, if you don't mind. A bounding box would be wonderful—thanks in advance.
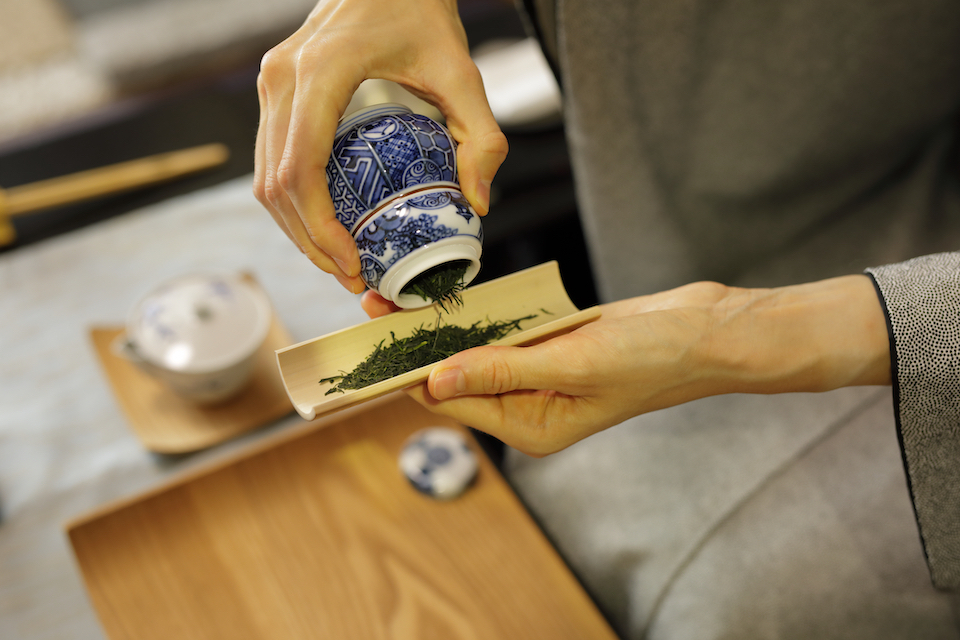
[866,252,960,590]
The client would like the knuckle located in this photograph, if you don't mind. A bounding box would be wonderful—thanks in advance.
[479,129,509,160]
[251,175,265,202]
[258,44,294,88]
[484,355,517,395]
[261,176,286,207]
[259,44,285,71]
[693,281,728,296]
[258,49,280,79]
[275,159,297,192]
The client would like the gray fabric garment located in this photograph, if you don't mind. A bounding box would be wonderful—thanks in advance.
[645,391,957,640]
[539,0,960,298]
[506,0,960,636]
[867,253,960,589]
[505,390,959,639]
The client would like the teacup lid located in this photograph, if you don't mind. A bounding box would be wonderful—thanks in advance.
[335,103,413,141]
[126,274,271,373]
[398,428,478,499]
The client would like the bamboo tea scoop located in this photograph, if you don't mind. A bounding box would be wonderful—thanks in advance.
[0,142,230,246]
[277,261,601,421]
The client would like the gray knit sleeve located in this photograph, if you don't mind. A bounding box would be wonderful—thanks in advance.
[865,252,960,590]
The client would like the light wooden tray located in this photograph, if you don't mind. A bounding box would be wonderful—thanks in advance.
[89,276,295,453]
[67,395,618,640]
[277,261,600,420]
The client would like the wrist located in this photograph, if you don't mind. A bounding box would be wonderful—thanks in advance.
[704,275,891,395]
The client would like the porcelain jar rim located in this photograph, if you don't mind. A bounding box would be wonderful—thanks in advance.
[379,236,482,309]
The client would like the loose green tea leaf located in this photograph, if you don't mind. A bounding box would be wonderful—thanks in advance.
[320,313,537,394]
[401,260,470,312]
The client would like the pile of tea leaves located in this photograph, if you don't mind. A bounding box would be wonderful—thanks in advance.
[320,313,536,394]
[401,260,470,312]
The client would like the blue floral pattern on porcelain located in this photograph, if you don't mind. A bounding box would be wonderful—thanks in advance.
[354,189,482,290]
[327,105,457,232]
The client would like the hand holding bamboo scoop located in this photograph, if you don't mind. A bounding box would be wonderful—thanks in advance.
[0,142,230,246]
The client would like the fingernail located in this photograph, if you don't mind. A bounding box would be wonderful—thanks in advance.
[334,273,363,294]
[432,368,465,400]
[476,179,492,215]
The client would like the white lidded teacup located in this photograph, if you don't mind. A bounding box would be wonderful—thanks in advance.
[112,273,272,404]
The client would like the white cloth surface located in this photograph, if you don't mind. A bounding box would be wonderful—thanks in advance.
[0,175,368,639]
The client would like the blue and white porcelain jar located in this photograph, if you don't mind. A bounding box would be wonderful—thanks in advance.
[327,103,483,308]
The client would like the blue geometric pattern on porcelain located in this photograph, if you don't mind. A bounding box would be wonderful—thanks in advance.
[408,189,452,210]
[328,164,370,232]
[327,105,457,232]
[353,189,481,290]
[402,159,444,189]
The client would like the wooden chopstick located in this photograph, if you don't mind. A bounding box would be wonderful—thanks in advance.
[3,142,230,217]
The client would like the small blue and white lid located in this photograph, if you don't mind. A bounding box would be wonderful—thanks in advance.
[399,427,479,499]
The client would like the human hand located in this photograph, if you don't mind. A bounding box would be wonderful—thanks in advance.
[253,0,509,293]
[384,276,890,456]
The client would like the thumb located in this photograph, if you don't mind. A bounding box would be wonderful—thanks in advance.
[428,345,545,400]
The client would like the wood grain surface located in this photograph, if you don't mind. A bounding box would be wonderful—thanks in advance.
[67,395,618,639]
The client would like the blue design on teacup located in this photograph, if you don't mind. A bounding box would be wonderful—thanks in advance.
[407,119,455,174]
[360,255,387,289]
[402,159,444,189]
[408,189,452,210]
[358,116,401,141]
[327,105,458,231]
[355,211,458,259]
[326,105,483,304]
[332,129,394,211]
[142,301,178,341]
[453,200,474,222]
[352,187,482,292]
[386,213,458,260]
[327,170,367,231]
[354,209,405,258]
[210,281,232,298]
